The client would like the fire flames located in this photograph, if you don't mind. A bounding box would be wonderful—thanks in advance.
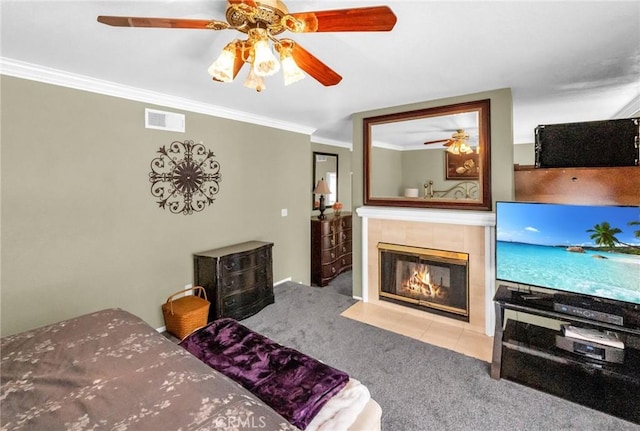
[401,266,447,300]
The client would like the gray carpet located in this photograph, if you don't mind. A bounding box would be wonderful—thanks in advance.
[242,277,640,431]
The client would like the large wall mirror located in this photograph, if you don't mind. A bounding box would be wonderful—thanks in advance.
[364,99,491,210]
[312,152,338,210]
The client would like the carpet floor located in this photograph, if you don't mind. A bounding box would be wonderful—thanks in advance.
[241,277,640,431]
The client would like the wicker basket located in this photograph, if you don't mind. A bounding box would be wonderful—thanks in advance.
[162,286,210,340]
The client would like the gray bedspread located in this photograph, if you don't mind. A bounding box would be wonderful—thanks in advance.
[0,308,299,431]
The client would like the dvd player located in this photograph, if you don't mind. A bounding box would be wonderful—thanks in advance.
[553,295,624,326]
[555,335,625,364]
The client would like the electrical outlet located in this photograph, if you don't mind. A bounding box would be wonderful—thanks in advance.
[281,208,288,217]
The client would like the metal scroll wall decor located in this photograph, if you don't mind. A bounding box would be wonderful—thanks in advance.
[149,140,222,215]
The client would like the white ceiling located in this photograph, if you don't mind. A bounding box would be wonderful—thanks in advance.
[1,1,638,147]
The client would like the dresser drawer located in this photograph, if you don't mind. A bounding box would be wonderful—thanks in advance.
[219,266,270,295]
[339,216,352,230]
[321,246,340,263]
[338,228,351,243]
[319,221,337,236]
[220,249,269,276]
[222,288,274,320]
[320,234,337,250]
[338,240,352,255]
[320,262,340,279]
[339,253,352,268]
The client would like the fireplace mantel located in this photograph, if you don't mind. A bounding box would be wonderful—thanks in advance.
[356,206,495,227]
[356,206,496,335]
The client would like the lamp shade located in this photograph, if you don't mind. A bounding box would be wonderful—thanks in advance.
[250,28,280,77]
[313,178,331,195]
[208,43,237,82]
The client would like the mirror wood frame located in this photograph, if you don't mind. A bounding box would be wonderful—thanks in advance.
[363,99,492,211]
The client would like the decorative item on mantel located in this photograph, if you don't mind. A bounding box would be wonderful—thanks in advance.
[313,178,332,219]
[149,140,222,215]
[333,201,343,217]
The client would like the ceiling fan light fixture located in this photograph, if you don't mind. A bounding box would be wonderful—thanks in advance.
[280,51,305,85]
[208,43,237,82]
[244,67,266,92]
[250,28,280,77]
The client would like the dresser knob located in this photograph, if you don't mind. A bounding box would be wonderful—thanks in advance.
[224,262,235,271]
[331,267,336,274]
[331,252,335,259]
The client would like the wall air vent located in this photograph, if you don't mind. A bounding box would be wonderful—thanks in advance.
[145,108,185,133]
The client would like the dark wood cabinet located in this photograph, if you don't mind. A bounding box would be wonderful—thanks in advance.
[193,241,274,322]
[492,285,640,423]
[311,213,352,287]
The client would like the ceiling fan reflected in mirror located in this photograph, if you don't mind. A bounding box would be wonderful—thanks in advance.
[97,0,397,91]
[424,129,477,155]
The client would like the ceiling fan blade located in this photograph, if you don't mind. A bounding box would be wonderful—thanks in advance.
[97,16,229,30]
[288,41,342,86]
[424,139,451,145]
[286,6,397,33]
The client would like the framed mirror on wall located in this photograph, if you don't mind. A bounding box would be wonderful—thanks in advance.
[364,99,492,210]
[312,152,338,210]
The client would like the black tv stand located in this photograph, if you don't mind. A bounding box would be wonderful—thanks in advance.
[491,285,640,424]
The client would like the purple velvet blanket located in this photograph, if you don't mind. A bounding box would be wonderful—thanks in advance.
[179,318,349,430]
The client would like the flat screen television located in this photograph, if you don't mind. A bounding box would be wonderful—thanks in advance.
[496,201,640,306]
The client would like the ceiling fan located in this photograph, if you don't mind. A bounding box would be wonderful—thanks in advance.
[424,129,476,155]
[97,0,397,91]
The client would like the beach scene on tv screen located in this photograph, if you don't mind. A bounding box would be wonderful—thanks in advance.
[496,203,640,305]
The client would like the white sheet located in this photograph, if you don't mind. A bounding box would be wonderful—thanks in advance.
[306,378,371,431]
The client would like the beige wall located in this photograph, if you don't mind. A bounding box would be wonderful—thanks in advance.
[514,142,535,165]
[1,76,311,336]
[352,88,514,297]
[371,146,402,196]
[402,148,448,193]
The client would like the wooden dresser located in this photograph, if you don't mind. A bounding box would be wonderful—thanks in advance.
[311,213,352,287]
[193,241,274,322]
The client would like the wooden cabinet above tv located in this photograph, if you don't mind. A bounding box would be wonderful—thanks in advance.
[514,165,640,206]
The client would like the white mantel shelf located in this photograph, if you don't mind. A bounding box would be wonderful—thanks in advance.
[356,206,496,226]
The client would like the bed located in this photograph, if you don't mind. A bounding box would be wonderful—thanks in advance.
[0,308,381,431]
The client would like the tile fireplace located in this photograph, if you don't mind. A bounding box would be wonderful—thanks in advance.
[378,243,469,321]
[357,206,496,335]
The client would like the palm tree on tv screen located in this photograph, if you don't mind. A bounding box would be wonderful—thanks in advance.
[587,221,640,251]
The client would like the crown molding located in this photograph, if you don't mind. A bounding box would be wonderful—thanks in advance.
[311,135,353,150]
[0,57,316,136]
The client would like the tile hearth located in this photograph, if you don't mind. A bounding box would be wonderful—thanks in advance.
[341,300,493,362]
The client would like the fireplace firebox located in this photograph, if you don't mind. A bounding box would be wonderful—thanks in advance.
[378,243,469,321]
